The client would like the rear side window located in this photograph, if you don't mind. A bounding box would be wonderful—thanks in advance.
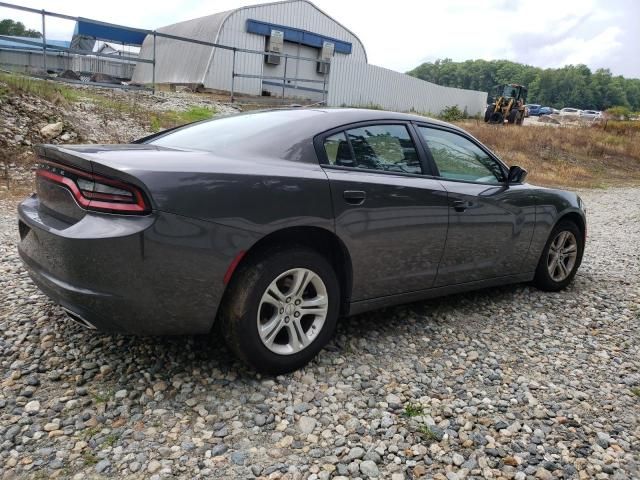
[323,124,421,174]
[324,132,354,167]
[418,127,504,184]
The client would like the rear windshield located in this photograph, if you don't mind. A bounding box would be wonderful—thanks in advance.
[148,110,317,152]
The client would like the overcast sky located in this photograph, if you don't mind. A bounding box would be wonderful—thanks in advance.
[2,0,638,78]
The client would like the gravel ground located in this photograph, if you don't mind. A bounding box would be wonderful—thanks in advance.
[0,187,639,480]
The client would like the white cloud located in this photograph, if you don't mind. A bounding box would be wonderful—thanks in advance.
[1,0,636,77]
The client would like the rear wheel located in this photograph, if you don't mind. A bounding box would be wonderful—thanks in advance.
[489,112,504,124]
[219,246,340,374]
[533,220,583,291]
[507,109,518,124]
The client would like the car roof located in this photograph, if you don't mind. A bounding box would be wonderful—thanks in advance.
[148,108,469,164]
[276,107,459,129]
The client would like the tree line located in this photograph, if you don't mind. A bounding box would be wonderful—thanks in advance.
[407,59,640,112]
[0,19,42,38]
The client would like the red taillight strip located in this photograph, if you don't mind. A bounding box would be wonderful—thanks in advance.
[36,168,148,214]
[37,169,92,209]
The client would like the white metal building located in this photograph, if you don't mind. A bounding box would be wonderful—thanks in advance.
[133,0,487,115]
[133,0,366,99]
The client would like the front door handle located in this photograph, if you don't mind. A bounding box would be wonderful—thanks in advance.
[343,190,366,205]
[453,200,468,212]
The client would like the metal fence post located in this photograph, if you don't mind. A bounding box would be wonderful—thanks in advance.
[152,32,156,94]
[282,55,288,103]
[230,48,236,103]
[41,9,46,75]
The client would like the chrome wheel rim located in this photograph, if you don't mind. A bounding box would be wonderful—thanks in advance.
[257,268,328,355]
[547,231,578,282]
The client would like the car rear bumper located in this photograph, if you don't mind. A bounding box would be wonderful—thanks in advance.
[17,195,251,335]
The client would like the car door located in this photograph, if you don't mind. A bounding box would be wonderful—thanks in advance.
[315,121,449,301]
[415,124,536,287]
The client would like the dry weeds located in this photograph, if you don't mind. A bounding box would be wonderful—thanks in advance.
[459,120,640,188]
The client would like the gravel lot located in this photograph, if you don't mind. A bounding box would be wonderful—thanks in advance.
[1,187,639,480]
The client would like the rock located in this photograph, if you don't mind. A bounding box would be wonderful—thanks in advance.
[414,464,427,477]
[298,416,317,434]
[147,460,162,474]
[230,451,246,465]
[452,453,464,466]
[347,447,365,461]
[24,400,40,413]
[596,432,610,448]
[44,422,59,432]
[40,122,64,139]
[95,459,111,473]
[114,389,127,399]
[359,460,379,478]
[535,467,553,480]
[385,393,401,405]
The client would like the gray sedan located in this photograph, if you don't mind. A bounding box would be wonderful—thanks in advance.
[17,108,586,373]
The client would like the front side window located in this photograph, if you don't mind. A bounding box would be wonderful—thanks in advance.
[323,124,421,175]
[418,127,504,184]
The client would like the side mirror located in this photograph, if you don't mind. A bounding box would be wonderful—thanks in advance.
[507,165,528,184]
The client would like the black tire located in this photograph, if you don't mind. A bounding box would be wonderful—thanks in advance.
[533,220,584,291]
[507,109,518,124]
[218,245,340,374]
[489,112,504,124]
[484,106,493,123]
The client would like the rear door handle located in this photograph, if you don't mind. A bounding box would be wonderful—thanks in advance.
[343,190,366,205]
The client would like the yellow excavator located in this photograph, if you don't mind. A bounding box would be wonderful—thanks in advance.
[484,84,527,125]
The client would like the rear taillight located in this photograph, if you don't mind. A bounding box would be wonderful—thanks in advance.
[36,161,150,214]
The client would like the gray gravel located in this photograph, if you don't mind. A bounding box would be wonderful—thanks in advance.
[1,187,639,479]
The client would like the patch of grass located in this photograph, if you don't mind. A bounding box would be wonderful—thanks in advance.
[180,106,217,122]
[149,106,217,132]
[342,103,384,110]
[82,451,98,466]
[92,388,113,404]
[631,387,640,397]
[150,115,162,132]
[403,403,424,417]
[418,424,439,442]
[83,426,101,439]
[102,433,119,447]
[0,72,80,104]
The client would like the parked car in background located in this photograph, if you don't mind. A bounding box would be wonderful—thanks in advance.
[580,110,602,120]
[526,104,542,116]
[538,106,554,115]
[560,108,582,117]
[17,108,587,374]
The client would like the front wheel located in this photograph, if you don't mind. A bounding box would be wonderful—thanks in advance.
[533,221,584,291]
[218,246,340,374]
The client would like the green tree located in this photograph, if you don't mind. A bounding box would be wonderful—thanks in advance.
[0,19,42,38]
[407,59,640,111]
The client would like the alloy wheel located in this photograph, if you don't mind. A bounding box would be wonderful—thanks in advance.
[547,230,578,282]
[257,268,329,355]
